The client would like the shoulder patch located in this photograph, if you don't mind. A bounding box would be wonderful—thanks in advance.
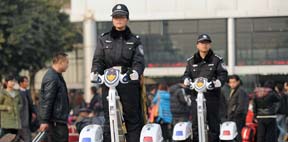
[138,45,144,55]
[221,63,227,71]
[215,54,223,60]
[186,56,193,61]
[101,32,109,37]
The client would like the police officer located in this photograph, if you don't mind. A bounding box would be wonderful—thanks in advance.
[183,34,228,142]
[90,4,145,142]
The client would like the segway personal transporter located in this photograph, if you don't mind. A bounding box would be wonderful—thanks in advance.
[188,77,211,142]
[79,67,131,142]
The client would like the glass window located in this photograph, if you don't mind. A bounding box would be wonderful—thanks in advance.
[198,19,227,33]
[236,17,288,65]
[254,17,288,32]
[236,18,253,33]
[96,19,227,67]
[167,20,198,34]
[129,21,149,34]
[96,22,112,35]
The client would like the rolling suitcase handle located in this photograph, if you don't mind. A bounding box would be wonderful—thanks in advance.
[32,131,46,142]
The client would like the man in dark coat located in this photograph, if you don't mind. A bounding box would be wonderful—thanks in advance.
[39,53,70,142]
[226,75,249,141]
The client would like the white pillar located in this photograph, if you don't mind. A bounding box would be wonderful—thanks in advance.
[83,11,96,103]
[227,18,236,75]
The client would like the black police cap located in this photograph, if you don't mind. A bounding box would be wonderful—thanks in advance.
[111,4,129,18]
[197,34,212,43]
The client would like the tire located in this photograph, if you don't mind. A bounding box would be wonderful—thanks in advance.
[173,139,192,142]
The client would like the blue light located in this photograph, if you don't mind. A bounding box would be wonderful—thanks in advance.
[82,138,91,142]
[176,131,183,136]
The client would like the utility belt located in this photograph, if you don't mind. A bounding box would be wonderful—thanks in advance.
[256,115,277,119]
[110,66,131,74]
[50,121,67,127]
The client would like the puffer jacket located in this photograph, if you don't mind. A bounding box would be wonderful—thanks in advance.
[169,84,190,120]
[152,90,173,123]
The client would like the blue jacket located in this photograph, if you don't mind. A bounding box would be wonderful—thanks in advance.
[153,90,173,123]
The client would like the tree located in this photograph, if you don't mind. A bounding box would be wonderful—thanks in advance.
[0,0,80,97]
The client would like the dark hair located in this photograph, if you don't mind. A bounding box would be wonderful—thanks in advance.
[90,86,97,95]
[52,52,68,64]
[263,80,275,89]
[3,75,15,89]
[18,76,28,84]
[228,74,242,85]
[158,82,168,91]
[228,75,240,81]
[275,83,284,92]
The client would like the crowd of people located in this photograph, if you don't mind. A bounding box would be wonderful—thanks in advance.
[146,78,288,142]
[0,61,288,142]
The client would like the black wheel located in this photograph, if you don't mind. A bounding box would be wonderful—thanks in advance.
[173,139,192,142]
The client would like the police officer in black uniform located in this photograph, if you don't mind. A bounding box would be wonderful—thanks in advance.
[183,34,228,142]
[90,4,145,142]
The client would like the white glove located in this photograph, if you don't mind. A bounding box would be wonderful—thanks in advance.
[213,79,222,88]
[90,72,98,82]
[129,70,139,80]
[183,78,190,86]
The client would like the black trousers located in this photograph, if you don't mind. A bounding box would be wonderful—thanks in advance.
[46,122,68,142]
[231,117,245,141]
[102,81,144,142]
[257,118,277,142]
[191,95,220,142]
[160,122,172,142]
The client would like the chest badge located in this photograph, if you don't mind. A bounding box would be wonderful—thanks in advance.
[126,42,134,45]
[105,40,112,43]
[192,64,198,67]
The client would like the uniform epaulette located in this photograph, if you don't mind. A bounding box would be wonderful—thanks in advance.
[101,32,109,37]
[187,56,193,61]
[215,54,223,60]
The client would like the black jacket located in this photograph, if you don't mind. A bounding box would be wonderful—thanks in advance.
[254,88,280,116]
[183,50,228,97]
[19,89,36,127]
[39,67,69,124]
[91,26,145,75]
[169,84,190,118]
[227,86,249,121]
[89,93,104,116]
